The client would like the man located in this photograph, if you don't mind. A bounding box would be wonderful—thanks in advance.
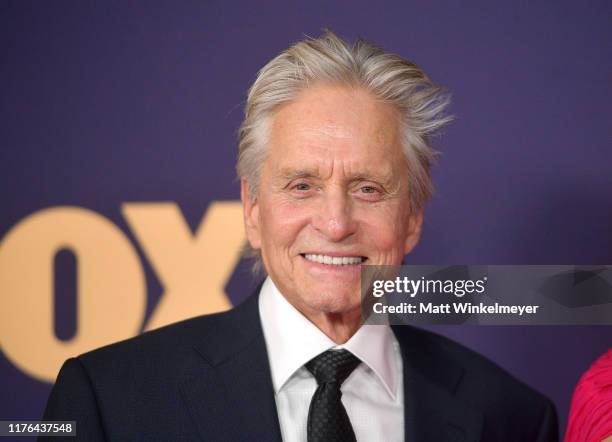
[42,31,558,441]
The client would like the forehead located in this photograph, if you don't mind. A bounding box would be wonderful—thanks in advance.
[265,85,404,177]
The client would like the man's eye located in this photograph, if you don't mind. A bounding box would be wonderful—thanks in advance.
[293,183,311,191]
[360,186,378,194]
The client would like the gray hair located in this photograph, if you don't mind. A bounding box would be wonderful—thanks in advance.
[237,30,452,273]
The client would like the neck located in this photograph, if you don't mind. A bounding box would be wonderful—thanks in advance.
[304,308,362,344]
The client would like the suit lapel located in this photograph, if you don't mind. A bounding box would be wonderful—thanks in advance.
[393,326,484,441]
[180,294,283,442]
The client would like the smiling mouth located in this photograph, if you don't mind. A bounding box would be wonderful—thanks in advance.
[301,254,367,266]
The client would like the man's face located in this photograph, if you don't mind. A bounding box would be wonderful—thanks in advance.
[242,84,422,319]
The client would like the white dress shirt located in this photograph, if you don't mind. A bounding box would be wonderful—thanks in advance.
[258,277,404,442]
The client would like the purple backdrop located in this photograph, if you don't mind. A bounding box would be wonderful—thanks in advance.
[1,1,610,439]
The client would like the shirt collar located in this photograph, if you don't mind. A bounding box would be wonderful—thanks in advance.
[258,276,398,400]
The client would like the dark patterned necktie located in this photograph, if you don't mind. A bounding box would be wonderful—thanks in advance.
[305,349,361,442]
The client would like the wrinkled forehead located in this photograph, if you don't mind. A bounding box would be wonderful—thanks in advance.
[264,85,405,179]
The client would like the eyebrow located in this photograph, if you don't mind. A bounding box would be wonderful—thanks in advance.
[279,169,319,180]
[278,168,395,184]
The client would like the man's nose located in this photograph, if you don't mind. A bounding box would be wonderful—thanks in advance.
[312,189,356,242]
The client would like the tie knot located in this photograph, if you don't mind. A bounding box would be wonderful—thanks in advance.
[306,349,361,386]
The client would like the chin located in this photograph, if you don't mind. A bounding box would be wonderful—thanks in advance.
[307,291,361,315]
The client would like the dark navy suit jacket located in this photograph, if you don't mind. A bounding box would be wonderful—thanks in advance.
[42,292,558,441]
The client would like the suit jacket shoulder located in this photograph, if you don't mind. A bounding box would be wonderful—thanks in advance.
[42,294,283,442]
[392,325,558,441]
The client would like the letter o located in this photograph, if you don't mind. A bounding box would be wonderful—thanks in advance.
[0,207,146,382]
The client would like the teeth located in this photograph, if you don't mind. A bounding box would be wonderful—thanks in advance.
[304,254,364,266]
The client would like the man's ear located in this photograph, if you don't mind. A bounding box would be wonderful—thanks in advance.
[241,177,262,249]
[404,211,423,254]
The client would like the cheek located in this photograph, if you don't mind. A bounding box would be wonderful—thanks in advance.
[259,199,311,251]
[357,205,409,253]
